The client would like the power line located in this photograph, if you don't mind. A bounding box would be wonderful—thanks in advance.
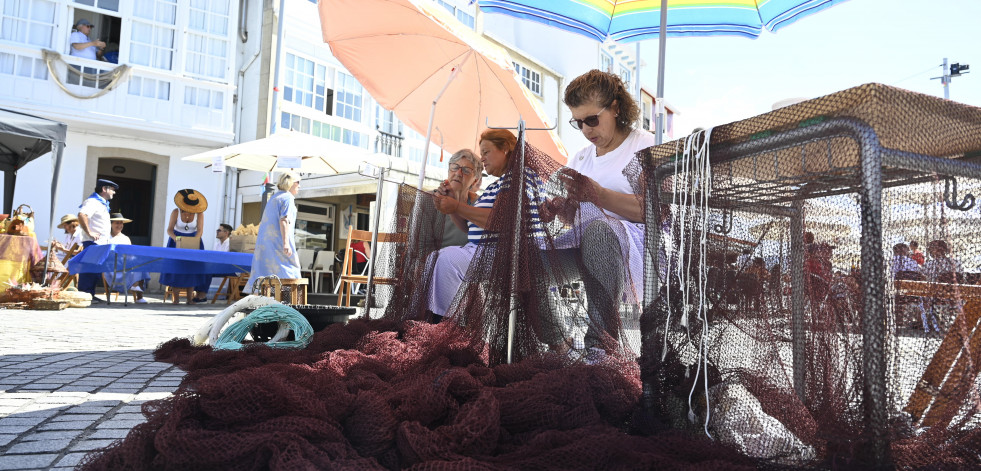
[891,65,939,86]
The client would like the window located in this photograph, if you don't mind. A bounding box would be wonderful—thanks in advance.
[74,0,119,11]
[130,0,176,70]
[281,112,369,149]
[375,106,401,135]
[619,66,631,89]
[0,52,48,80]
[127,75,170,100]
[600,51,613,74]
[185,0,231,79]
[435,0,475,29]
[335,72,363,123]
[285,53,333,115]
[1,0,56,47]
[185,85,223,110]
[66,63,113,89]
[512,61,541,95]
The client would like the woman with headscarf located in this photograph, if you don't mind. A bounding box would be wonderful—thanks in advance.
[160,189,211,303]
[246,171,302,290]
[558,69,658,351]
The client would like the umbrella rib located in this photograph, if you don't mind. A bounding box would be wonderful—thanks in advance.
[318,156,340,174]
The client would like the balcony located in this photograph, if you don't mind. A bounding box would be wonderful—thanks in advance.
[375,127,403,158]
[0,44,234,145]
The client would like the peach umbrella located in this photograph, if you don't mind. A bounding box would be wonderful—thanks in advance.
[319,0,568,188]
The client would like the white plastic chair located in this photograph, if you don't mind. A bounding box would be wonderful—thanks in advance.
[298,248,316,288]
[310,250,335,293]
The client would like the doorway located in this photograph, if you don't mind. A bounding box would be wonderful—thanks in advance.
[98,158,156,246]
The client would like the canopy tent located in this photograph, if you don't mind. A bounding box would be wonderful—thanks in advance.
[0,108,67,219]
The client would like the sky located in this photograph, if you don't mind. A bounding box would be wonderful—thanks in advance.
[637,0,981,136]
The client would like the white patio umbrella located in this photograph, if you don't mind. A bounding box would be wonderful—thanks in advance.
[182,131,385,175]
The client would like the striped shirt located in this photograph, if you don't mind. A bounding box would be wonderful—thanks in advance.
[468,168,545,243]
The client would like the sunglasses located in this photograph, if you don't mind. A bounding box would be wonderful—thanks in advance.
[448,163,475,176]
[568,107,607,130]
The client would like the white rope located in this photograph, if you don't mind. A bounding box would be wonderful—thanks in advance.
[662,127,715,439]
[41,49,131,100]
[192,294,281,346]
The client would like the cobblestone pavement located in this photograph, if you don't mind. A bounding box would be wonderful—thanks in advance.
[0,295,224,470]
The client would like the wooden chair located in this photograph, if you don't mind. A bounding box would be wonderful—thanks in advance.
[101,274,120,301]
[56,243,82,288]
[164,286,193,304]
[211,274,249,304]
[336,225,405,307]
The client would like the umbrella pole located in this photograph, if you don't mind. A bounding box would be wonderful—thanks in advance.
[654,0,668,145]
[416,51,470,189]
[362,164,387,316]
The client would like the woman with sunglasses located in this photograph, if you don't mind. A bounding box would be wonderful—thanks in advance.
[557,69,658,353]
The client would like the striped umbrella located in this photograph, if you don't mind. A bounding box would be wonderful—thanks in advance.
[479,0,850,141]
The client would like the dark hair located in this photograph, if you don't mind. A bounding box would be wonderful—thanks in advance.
[479,128,517,156]
[563,69,639,133]
[893,243,909,255]
[219,223,233,232]
[909,241,919,249]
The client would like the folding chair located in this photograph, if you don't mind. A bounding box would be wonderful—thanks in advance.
[336,225,405,306]
[56,243,82,288]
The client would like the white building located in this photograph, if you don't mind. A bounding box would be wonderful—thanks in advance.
[1,0,239,248]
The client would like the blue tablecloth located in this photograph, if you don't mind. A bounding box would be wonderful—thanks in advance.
[67,244,252,276]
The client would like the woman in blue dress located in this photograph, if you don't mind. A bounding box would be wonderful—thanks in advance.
[160,189,211,302]
[246,171,301,290]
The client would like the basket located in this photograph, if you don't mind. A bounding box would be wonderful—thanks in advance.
[56,289,92,308]
[30,298,69,310]
[1,286,58,304]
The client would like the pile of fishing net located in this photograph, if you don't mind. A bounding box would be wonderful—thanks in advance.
[79,318,753,470]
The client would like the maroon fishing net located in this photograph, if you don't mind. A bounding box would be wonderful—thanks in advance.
[80,83,981,469]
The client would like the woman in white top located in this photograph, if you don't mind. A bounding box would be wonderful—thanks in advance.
[558,69,658,351]
[160,189,210,302]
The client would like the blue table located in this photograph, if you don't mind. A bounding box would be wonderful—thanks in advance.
[66,244,253,305]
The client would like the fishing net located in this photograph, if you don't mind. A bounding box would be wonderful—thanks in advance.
[630,83,981,468]
[80,83,981,469]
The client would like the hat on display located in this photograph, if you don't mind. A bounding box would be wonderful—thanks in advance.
[109,213,132,223]
[174,189,208,214]
[57,214,78,229]
[75,18,93,27]
[96,178,119,190]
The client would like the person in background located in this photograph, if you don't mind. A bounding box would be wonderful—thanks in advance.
[909,240,925,266]
[160,189,210,303]
[106,213,149,304]
[69,19,104,60]
[246,172,301,289]
[923,240,962,282]
[436,149,484,249]
[214,223,232,252]
[891,243,921,278]
[50,214,82,257]
[77,179,117,301]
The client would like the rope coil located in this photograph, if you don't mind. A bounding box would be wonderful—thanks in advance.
[214,303,313,350]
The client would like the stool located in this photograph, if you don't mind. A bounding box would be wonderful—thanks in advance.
[165,286,193,304]
[211,274,248,304]
[258,278,308,305]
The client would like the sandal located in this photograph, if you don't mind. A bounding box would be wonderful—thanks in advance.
[192,296,209,303]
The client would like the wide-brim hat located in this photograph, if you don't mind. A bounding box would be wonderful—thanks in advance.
[57,214,78,229]
[109,213,132,223]
[174,189,208,213]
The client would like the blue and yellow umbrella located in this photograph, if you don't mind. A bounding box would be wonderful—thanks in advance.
[479,0,849,42]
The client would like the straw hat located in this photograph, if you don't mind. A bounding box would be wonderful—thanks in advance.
[57,214,78,229]
[109,213,132,223]
[174,189,208,213]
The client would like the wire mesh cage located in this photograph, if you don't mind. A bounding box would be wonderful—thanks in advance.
[634,83,981,468]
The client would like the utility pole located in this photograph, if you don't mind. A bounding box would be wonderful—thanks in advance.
[932,57,970,99]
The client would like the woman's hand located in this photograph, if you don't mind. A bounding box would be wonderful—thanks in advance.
[283,242,292,257]
[433,193,460,215]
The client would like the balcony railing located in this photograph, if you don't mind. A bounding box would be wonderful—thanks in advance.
[375,127,404,158]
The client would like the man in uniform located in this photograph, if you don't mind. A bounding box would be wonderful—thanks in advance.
[77,179,118,300]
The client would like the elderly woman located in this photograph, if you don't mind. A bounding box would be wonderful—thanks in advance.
[559,69,658,351]
[436,149,483,248]
[160,189,211,302]
[429,130,545,323]
[246,171,302,290]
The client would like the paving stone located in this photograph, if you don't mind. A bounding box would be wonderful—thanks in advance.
[38,420,97,431]
[0,424,33,434]
[96,419,144,429]
[0,453,57,470]
[18,430,84,441]
[70,439,118,451]
[0,434,15,446]
[0,416,46,427]
[7,438,73,453]
[86,428,131,439]
[55,453,91,467]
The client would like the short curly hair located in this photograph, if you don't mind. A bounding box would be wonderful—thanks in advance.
[563,69,639,133]
[448,148,483,177]
[479,128,518,155]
